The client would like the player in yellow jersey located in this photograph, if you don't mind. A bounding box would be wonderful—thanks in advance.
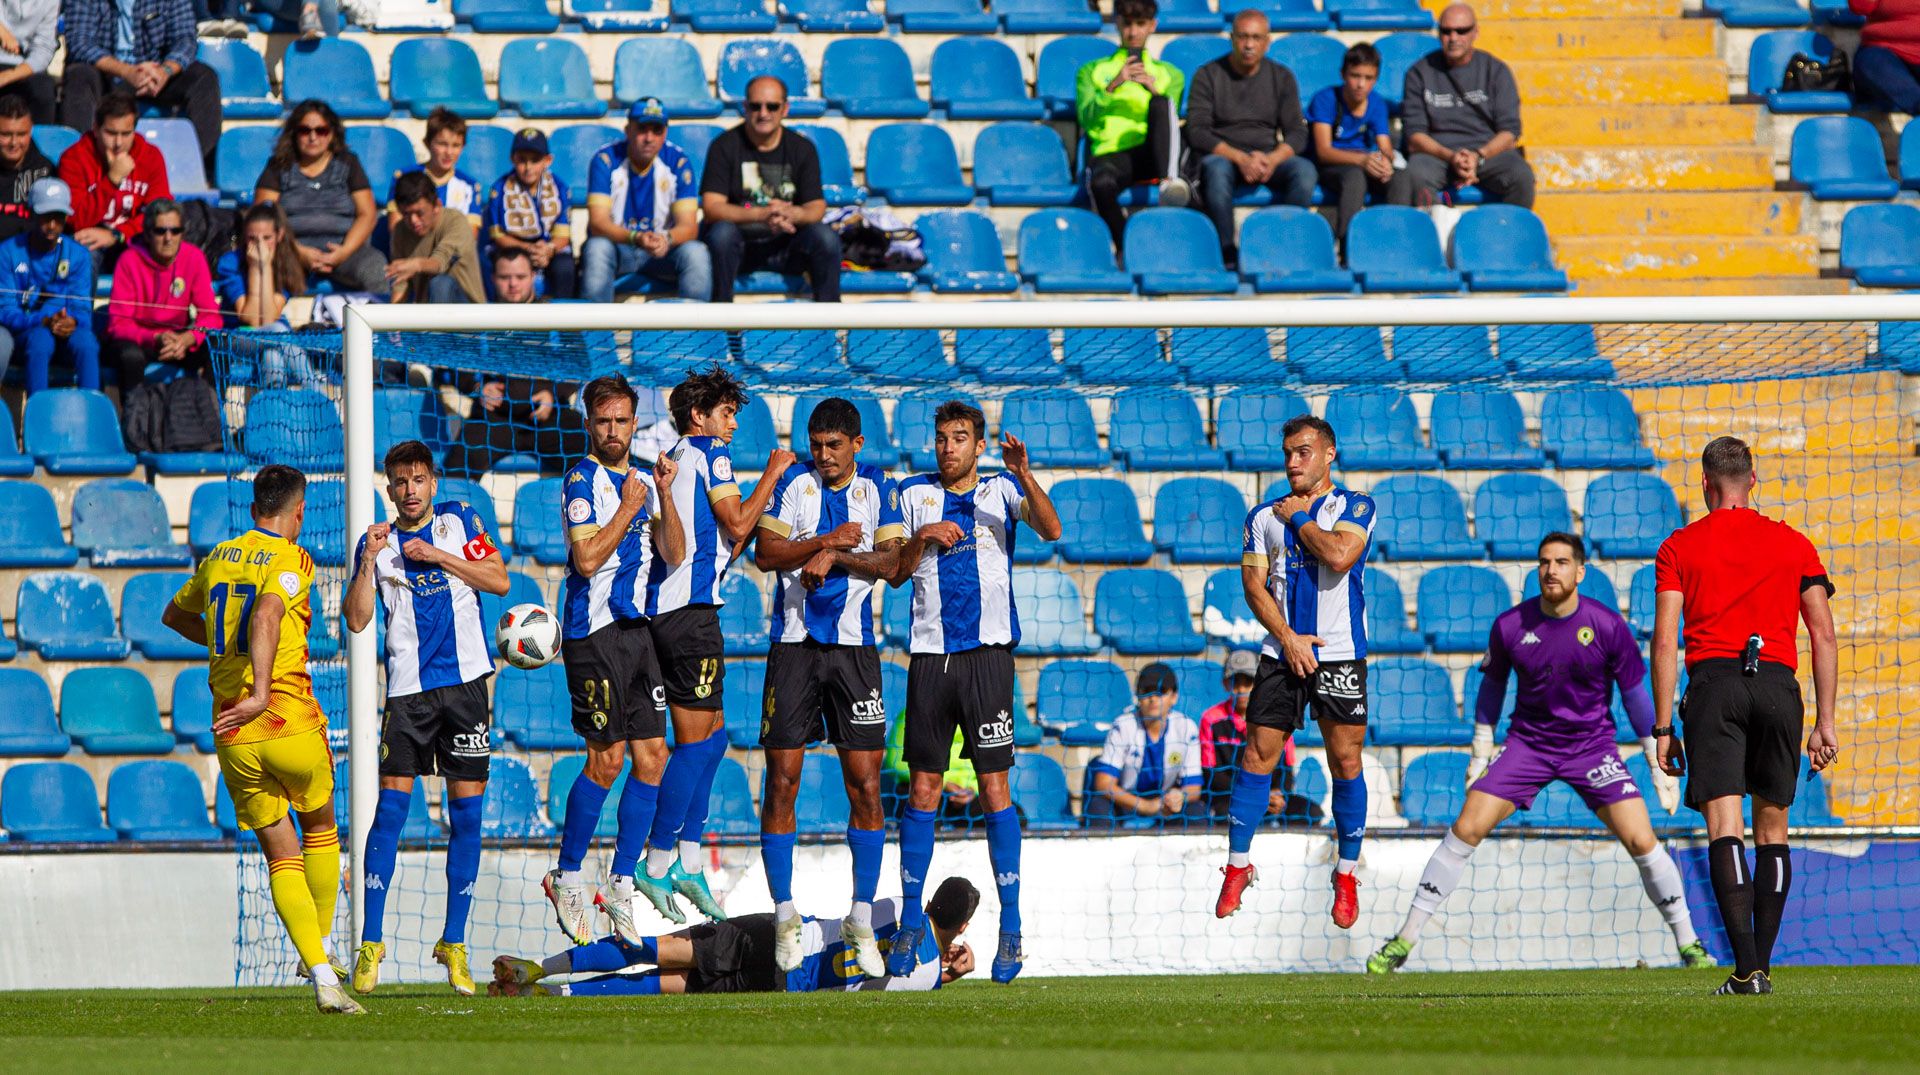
[162,465,364,1015]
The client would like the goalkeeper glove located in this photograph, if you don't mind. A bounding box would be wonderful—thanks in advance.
[1640,737,1680,814]
[1466,723,1494,790]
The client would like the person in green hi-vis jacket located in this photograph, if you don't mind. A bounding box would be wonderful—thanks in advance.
[1075,0,1187,252]
[884,713,983,829]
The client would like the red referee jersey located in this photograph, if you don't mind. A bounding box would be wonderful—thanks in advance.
[1653,505,1832,671]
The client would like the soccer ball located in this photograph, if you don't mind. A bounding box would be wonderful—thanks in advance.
[496,603,561,670]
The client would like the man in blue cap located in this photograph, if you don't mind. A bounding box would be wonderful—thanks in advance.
[580,97,712,303]
[698,76,840,304]
[0,176,99,392]
[483,127,576,299]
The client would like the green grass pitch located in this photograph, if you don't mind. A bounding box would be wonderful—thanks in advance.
[6,967,1917,1073]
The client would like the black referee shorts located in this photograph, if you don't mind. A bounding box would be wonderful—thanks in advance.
[904,645,1016,776]
[380,678,492,781]
[563,619,667,744]
[1245,655,1368,733]
[761,639,887,751]
[1681,657,1804,809]
[686,913,780,994]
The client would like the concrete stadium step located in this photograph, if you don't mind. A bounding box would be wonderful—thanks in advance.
[1533,147,1775,193]
[1477,18,1718,60]
[1570,276,1852,296]
[1553,234,1820,281]
[1424,0,1683,18]
[1527,104,1760,148]
[1536,191,1801,237]
[1631,374,1910,456]
[1515,59,1727,106]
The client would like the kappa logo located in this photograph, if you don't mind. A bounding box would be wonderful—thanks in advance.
[458,882,475,897]
[1520,631,1542,645]
[1657,894,1684,907]
[995,871,1021,887]
[902,868,921,886]
[365,875,386,890]
[1419,881,1441,897]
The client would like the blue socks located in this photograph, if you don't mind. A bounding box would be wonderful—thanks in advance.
[610,777,659,879]
[761,831,797,904]
[1228,768,1273,856]
[359,787,409,943]
[848,825,884,904]
[443,793,483,945]
[569,971,662,996]
[677,731,727,850]
[558,771,612,875]
[649,728,722,855]
[898,806,937,932]
[1331,775,1367,865]
[985,806,1022,934]
[571,934,659,972]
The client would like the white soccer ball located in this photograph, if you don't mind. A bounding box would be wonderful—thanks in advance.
[496,603,561,670]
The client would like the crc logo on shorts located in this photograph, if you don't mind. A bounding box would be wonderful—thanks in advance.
[849,690,885,726]
[1318,664,1363,699]
[568,498,593,524]
[652,686,668,711]
[451,722,490,756]
[1577,626,1596,647]
[1587,756,1632,788]
[977,710,1014,748]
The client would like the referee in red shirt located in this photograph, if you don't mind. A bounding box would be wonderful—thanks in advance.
[1651,436,1839,996]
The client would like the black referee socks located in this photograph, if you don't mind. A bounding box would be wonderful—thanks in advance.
[1753,844,1793,972]
[1709,837,1760,978]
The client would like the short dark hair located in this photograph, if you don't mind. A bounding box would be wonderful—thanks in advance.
[423,106,467,145]
[1343,41,1381,72]
[95,91,138,127]
[253,465,307,516]
[925,877,980,932]
[392,170,438,210]
[1537,531,1586,564]
[0,96,31,123]
[1115,0,1158,22]
[933,400,986,439]
[383,439,437,478]
[1281,414,1336,447]
[668,364,749,435]
[1702,435,1753,486]
[489,246,534,273]
[807,396,862,440]
[582,374,639,417]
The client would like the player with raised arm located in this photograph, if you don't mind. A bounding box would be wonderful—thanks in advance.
[752,397,904,977]
[542,377,686,947]
[1217,415,1376,929]
[341,440,511,996]
[160,465,362,1015]
[1366,532,1713,974]
[489,877,980,997]
[885,400,1062,984]
[633,366,794,925]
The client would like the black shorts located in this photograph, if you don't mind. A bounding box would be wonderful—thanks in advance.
[762,640,887,750]
[650,605,726,710]
[380,678,492,781]
[686,913,779,994]
[563,619,667,744]
[1246,656,1368,733]
[904,645,1016,776]
[1681,658,1804,809]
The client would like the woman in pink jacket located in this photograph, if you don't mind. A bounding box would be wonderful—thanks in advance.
[104,197,222,393]
[1853,0,1920,113]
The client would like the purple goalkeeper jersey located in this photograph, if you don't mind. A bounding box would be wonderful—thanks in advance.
[1476,598,1649,754]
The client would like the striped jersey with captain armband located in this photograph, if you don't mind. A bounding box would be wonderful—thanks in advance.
[760,460,905,646]
[561,457,659,639]
[353,501,499,696]
[896,471,1028,654]
[1241,488,1378,661]
[646,434,739,616]
[786,898,944,992]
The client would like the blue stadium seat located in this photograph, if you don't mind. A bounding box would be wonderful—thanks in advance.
[198,39,279,119]
[783,0,884,31]
[1365,569,1425,654]
[1216,386,1309,469]
[1285,324,1394,382]
[1162,35,1230,112]
[892,390,981,470]
[1238,206,1356,293]
[1266,34,1346,110]
[551,124,624,207]
[1053,479,1153,564]
[389,38,500,119]
[1520,561,1620,610]
[334,760,439,842]
[1096,568,1205,654]
[1201,567,1262,645]
[472,756,553,838]
[455,0,561,30]
[723,659,767,748]
[1171,326,1283,383]
[697,756,755,836]
[511,478,567,565]
[1371,475,1483,560]
[545,755,624,836]
[931,38,1046,119]
[375,387,451,460]
[1451,206,1569,291]
[917,211,1019,292]
[1124,208,1240,295]
[1153,478,1246,563]
[71,480,190,567]
[61,666,169,753]
[1394,323,1503,380]
[846,329,948,382]
[886,0,999,32]
[729,396,779,471]
[1583,473,1684,560]
[170,669,215,753]
[344,126,414,206]
[107,760,218,841]
[995,0,1101,32]
[790,392,901,466]
[1709,0,1810,27]
[678,0,780,31]
[24,389,136,474]
[1064,327,1181,385]
[1418,565,1512,652]
[455,125,514,201]
[1014,570,1102,655]
[975,123,1077,206]
[1325,0,1432,28]
[788,124,865,206]
[718,39,824,115]
[1016,208,1132,292]
[1430,388,1543,469]
[498,39,604,119]
[0,482,77,567]
[721,574,767,656]
[821,39,928,118]
[1370,658,1467,745]
[1347,207,1464,291]
[1629,563,1659,638]
[2,762,113,842]
[1900,123,1920,192]
[1372,32,1434,111]
[123,572,205,660]
[1147,0,1222,30]
[1110,389,1226,470]
[1401,751,1468,825]
[434,478,503,555]
[1251,0,1331,29]
[1324,388,1438,469]
[1462,662,1517,737]
[1001,389,1108,467]
[864,124,974,206]
[957,329,1064,384]
[1499,322,1613,380]
[1036,36,1116,118]
[1810,0,1864,25]
[187,479,252,557]
[0,400,31,476]
[1010,753,1078,829]
[788,751,851,833]
[612,39,723,115]
[1540,388,1655,467]
[0,670,70,756]
[283,39,390,118]
[30,123,78,161]
[20,572,129,661]
[741,329,848,384]
[1037,658,1131,739]
[1790,116,1898,200]
[299,479,374,569]
[1840,203,1920,287]
[1473,474,1573,560]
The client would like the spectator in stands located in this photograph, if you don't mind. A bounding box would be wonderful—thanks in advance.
[1086,663,1205,824]
[0,96,53,241]
[700,80,840,304]
[1200,649,1297,818]
[485,128,574,299]
[0,0,56,124]
[390,107,482,233]
[1186,8,1315,267]
[215,201,326,388]
[1852,0,1920,114]
[58,91,170,273]
[0,178,98,392]
[254,100,387,295]
[387,170,484,304]
[104,196,220,393]
[59,0,223,173]
[583,100,711,302]
[1310,42,1412,250]
[1402,3,1533,208]
[1077,0,1188,253]
[196,0,336,38]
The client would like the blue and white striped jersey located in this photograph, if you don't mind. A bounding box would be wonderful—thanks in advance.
[786,898,943,992]
[760,461,905,647]
[897,472,1028,655]
[561,457,658,639]
[1242,488,1378,662]
[1091,708,1204,795]
[646,435,740,616]
[353,501,498,697]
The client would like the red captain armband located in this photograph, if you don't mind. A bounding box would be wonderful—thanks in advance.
[463,532,500,561]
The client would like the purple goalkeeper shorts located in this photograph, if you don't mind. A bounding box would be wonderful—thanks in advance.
[1472,736,1642,812]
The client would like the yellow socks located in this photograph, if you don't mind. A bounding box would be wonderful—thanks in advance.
[268,856,330,977]
[302,827,342,944]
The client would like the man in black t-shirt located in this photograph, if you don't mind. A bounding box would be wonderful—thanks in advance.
[0,96,53,243]
[698,76,840,304]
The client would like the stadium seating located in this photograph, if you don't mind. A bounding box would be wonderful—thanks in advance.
[1370,658,1469,745]
[931,38,1046,119]
[1510,779,1602,828]
[1370,475,1483,560]
[1418,566,1513,652]
[0,482,79,567]
[975,124,1078,206]
[1473,474,1573,559]
[283,38,390,118]
[1124,209,1241,295]
[2,762,114,842]
[1110,389,1227,470]
[1324,389,1439,469]
[722,659,768,748]
[545,755,624,836]
[473,756,553,838]
[1168,327,1278,384]
[864,125,974,206]
[334,760,440,842]
[1583,473,1685,559]
[344,126,415,206]
[1430,388,1545,469]
[1748,31,1852,112]
[1065,327,1182,385]
[389,39,499,119]
[1016,209,1131,292]
[31,124,78,162]
[1267,33,1346,110]
[121,573,205,660]
[996,0,1101,32]
[1000,388,1108,466]
[721,574,767,656]
[19,572,130,661]
[892,389,976,470]
[494,662,574,750]
[789,125,865,206]
[1216,386,1309,469]
[1400,751,1469,825]
[216,125,277,203]
[510,479,567,565]
[958,328,1064,386]
[1238,207,1356,293]
[918,211,1021,292]
[375,387,450,460]
[136,118,214,202]
[1373,31,1434,111]
[1540,388,1655,467]
[791,390,902,464]
[0,405,30,477]
[790,751,852,833]
[170,670,216,753]
[821,39,929,118]
[1153,478,1247,563]
[1037,658,1132,741]
[1629,564,1659,637]
[1052,479,1153,563]
[1394,323,1504,380]
[243,389,345,470]
[783,0,885,32]
[1036,36,1116,118]
[198,39,279,119]
[107,761,220,841]
[680,0,780,31]
[1286,324,1393,382]
[1095,569,1206,654]
[1325,0,1433,29]
[706,757,758,836]
[742,329,847,383]
[1163,35,1231,111]
[1461,662,1516,732]
[0,669,70,756]
[70,480,191,567]
[61,667,170,754]
[1450,207,1570,292]
[549,124,621,207]
[1499,322,1614,380]
[718,40,825,116]
[24,390,136,474]
[497,39,604,119]
[729,396,779,471]
[1708,0,1810,28]
[1347,208,1464,291]
[1789,117,1899,200]
[885,0,999,33]
[611,39,722,115]
[1202,568,1261,645]
[1900,125,1920,193]
[1011,753,1079,829]
[1840,204,1920,287]
[1365,569,1426,654]
[1013,570,1102,655]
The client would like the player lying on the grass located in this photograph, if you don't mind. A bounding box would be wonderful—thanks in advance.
[491,877,980,996]
[1368,532,1712,974]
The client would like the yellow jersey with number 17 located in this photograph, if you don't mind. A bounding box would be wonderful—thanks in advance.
[172,527,326,746]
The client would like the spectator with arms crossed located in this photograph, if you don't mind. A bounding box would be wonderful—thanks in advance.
[580,98,709,303]
[700,78,840,304]
[1402,3,1534,208]
[1186,8,1315,267]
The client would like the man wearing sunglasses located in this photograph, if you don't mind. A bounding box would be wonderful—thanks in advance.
[699,76,840,304]
[1402,2,1534,208]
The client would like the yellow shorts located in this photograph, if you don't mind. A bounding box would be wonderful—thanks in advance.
[217,728,334,831]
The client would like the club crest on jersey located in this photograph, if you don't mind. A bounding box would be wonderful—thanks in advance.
[712,454,733,483]
[170,277,185,297]
[852,484,866,501]
[1352,500,1370,517]
[567,497,592,524]
[279,570,300,597]
[1577,626,1596,646]
[56,258,69,278]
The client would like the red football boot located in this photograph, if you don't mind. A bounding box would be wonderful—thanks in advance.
[1216,864,1257,919]
[1330,870,1360,929]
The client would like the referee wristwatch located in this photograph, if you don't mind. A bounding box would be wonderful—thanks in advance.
[1650,725,1676,738]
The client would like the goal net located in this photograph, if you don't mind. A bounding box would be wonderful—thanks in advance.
[211,296,1920,983]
